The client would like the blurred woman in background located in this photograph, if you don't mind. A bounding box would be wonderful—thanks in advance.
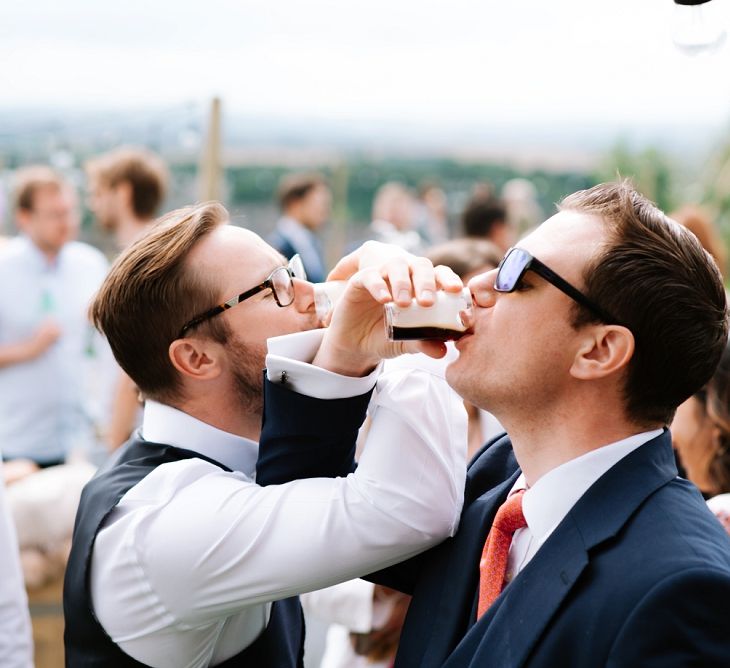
[672,339,730,535]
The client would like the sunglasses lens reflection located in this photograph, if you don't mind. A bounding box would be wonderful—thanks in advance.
[496,250,529,292]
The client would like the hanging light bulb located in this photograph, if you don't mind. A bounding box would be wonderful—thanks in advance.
[672,0,727,56]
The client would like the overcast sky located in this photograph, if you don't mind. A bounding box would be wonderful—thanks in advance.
[2,0,730,132]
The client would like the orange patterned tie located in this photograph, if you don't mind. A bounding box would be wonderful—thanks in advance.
[477,489,527,618]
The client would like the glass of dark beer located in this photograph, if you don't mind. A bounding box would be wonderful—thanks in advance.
[385,288,472,341]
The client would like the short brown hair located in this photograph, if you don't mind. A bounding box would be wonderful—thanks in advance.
[560,181,728,426]
[461,195,508,239]
[277,172,327,211]
[90,202,230,402]
[12,165,67,212]
[86,146,168,219]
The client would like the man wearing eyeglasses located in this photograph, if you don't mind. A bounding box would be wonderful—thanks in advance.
[264,181,730,666]
[63,202,468,667]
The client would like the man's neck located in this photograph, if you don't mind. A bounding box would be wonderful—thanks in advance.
[171,397,262,443]
[30,239,61,265]
[115,214,153,250]
[501,403,656,487]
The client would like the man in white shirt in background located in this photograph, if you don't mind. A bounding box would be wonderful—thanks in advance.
[64,201,468,667]
[0,166,113,467]
[0,167,117,594]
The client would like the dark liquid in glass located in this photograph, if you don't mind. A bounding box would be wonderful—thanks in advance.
[391,326,466,341]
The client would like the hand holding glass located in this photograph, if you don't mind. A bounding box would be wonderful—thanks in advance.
[385,288,472,341]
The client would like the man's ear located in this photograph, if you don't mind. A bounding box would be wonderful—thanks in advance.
[168,338,222,381]
[570,325,634,380]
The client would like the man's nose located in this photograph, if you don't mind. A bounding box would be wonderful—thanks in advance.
[292,277,315,313]
[467,269,498,309]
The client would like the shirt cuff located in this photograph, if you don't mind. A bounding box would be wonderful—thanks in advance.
[266,329,381,400]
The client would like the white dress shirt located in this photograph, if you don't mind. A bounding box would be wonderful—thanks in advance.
[504,429,664,584]
[0,236,116,462]
[90,330,467,668]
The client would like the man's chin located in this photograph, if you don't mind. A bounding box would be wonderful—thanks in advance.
[444,360,462,393]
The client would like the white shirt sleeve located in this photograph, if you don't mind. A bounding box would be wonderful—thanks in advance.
[0,465,33,668]
[91,344,466,667]
[266,329,382,399]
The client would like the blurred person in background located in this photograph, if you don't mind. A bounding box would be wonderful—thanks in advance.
[302,580,411,668]
[461,191,514,252]
[86,146,169,451]
[672,337,730,535]
[427,237,503,284]
[0,166,116,589]
[670,204,727,279]
[414,181,449,246]
[502,177,544,237]
[0,166,112,468]
[367,182,422,254]
[268,172,331,283]
[86,145,168,252]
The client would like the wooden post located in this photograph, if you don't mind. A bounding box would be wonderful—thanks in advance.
[199,97,223,201]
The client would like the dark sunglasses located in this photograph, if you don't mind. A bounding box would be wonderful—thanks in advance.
[495,247,617,324]
[178,254,306,338]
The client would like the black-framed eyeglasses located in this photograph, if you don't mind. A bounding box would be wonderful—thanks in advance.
[178,254,306,338]
[495,247,618,324]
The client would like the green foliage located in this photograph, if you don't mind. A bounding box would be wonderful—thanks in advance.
[595,139,677,212]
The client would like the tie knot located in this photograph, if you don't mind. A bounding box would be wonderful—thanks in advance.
[493,489,527,535]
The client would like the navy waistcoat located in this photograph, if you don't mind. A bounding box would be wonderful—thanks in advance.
[63,437,304,667]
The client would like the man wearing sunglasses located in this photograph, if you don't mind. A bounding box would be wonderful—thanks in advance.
[63,202,469,666]
[264,181,730,666]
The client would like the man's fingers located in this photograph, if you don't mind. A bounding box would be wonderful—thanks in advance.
[354,267,393,303]
[380,259,414,307]
[435,264,464,293]
[328,241,411,281]
[410,257,437,306]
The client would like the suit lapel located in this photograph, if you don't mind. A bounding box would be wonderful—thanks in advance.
[442,431,678,668]
[420,471,520,667]
[451,514,589,667]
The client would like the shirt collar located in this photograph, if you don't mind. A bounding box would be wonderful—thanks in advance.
[16,234,61,271]
[513,428,664,541]
[140,400,259,479]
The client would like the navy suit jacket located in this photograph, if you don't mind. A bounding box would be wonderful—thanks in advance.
[267,224,326,284]
[262,381,730,667]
